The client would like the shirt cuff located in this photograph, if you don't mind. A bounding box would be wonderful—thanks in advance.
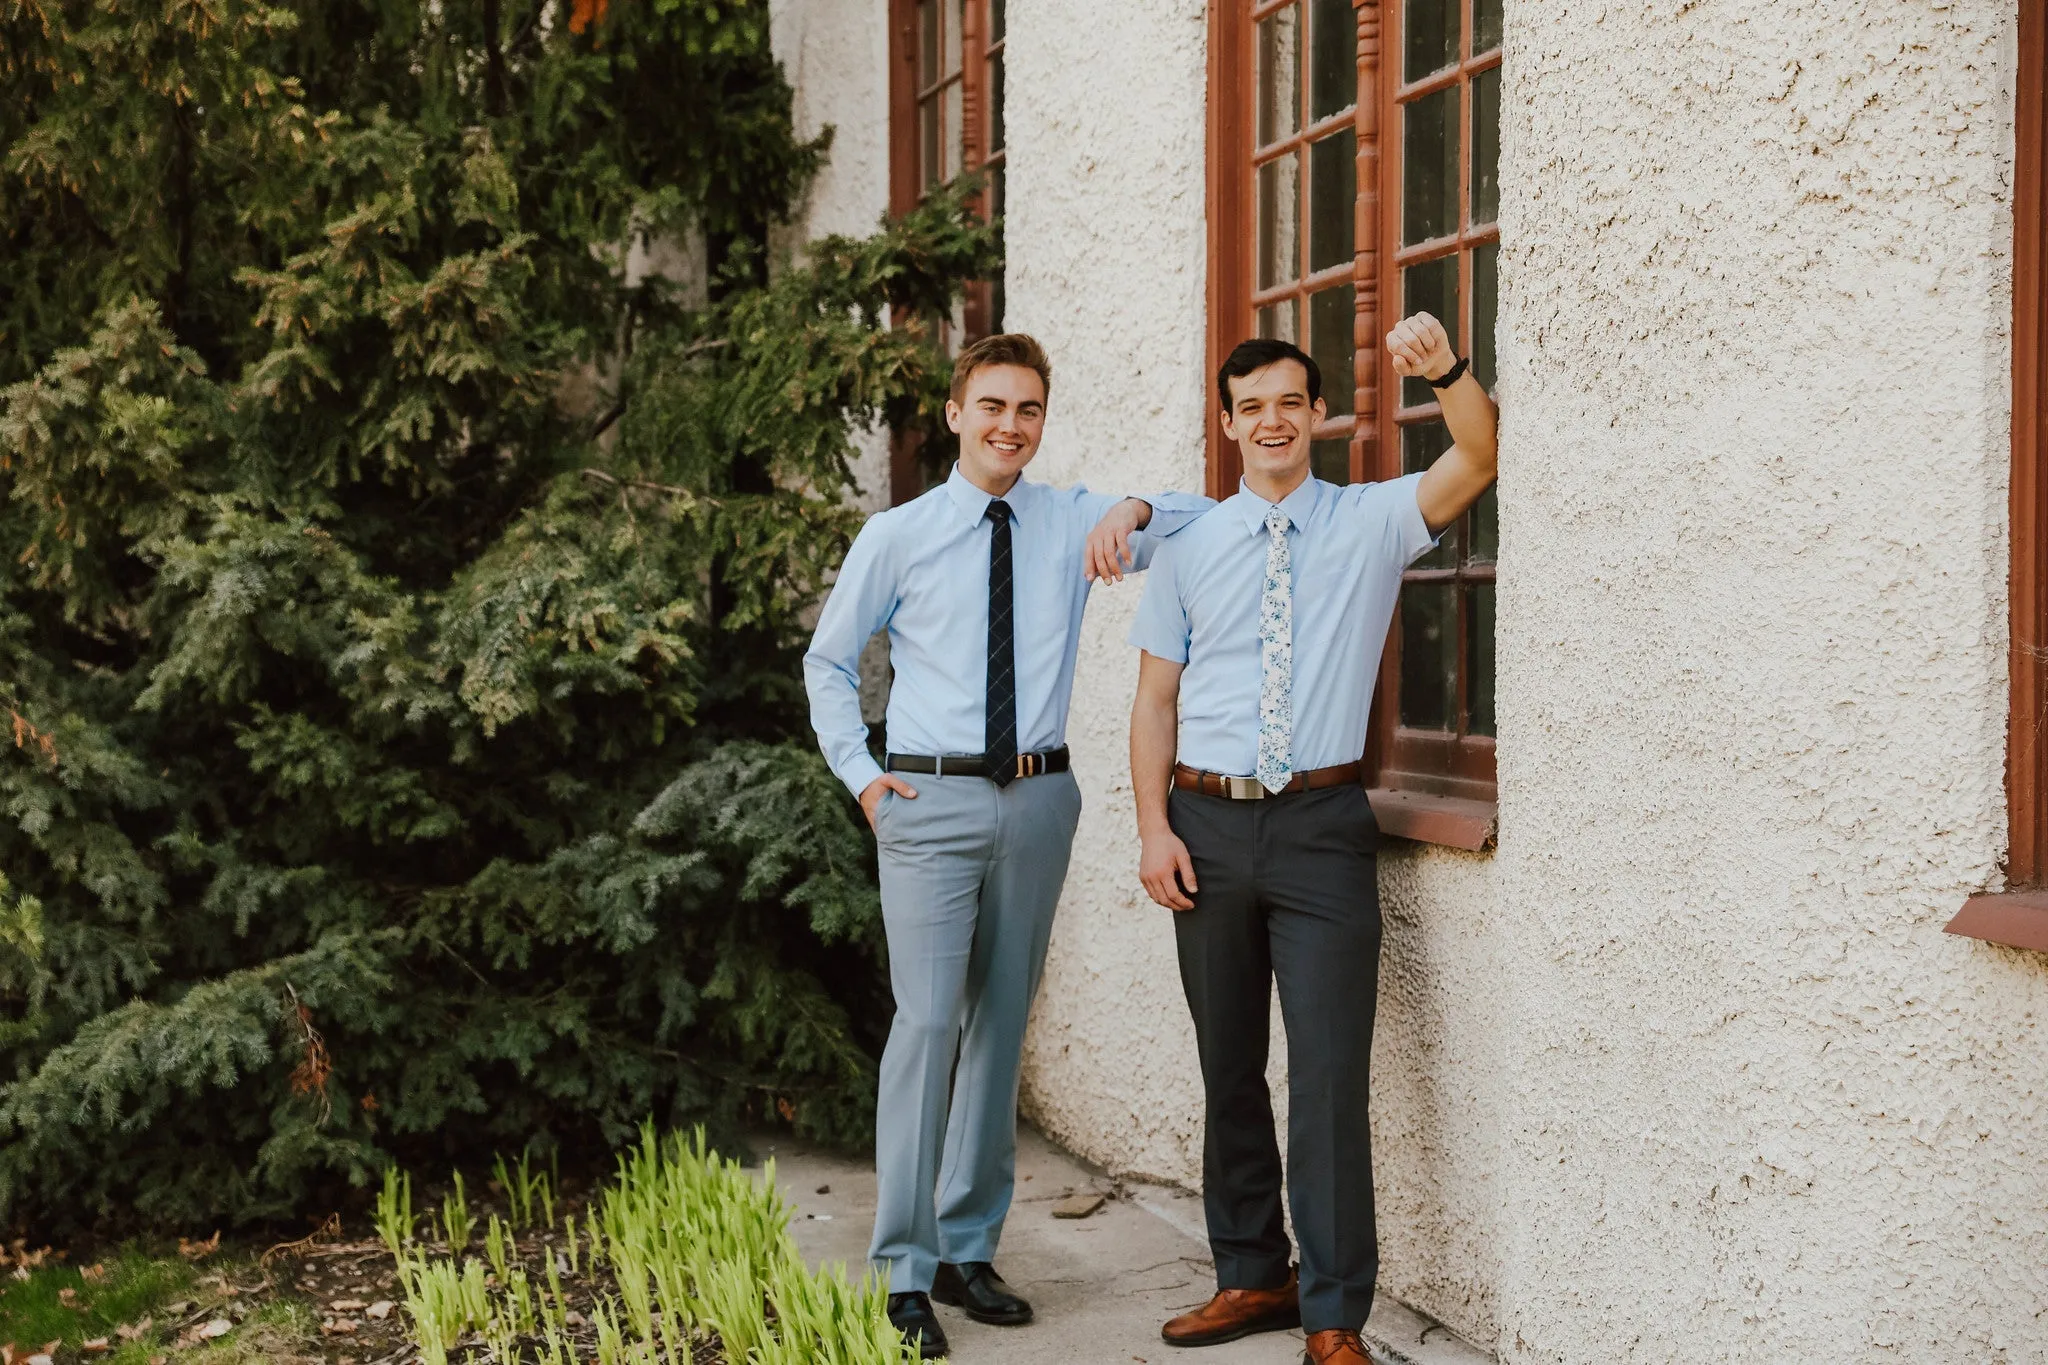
[1138,490,1212,540]
[835,750,887,803]
[1396,471,1441,565]
[1126,624,1190,663]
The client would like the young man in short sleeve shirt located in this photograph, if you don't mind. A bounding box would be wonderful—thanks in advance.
[1127,317,1498,1365]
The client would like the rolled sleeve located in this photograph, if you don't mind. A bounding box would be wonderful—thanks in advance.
[1123,489,1213,572]
[803,518,895,800]
[1349,471,1440,567]
[1127,542,1191,663]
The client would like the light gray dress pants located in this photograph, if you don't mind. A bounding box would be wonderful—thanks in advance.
[868,768,1083,1293]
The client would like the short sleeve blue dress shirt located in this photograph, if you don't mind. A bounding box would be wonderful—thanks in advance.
[1128,471,1439,777]
[805,465,1212,799]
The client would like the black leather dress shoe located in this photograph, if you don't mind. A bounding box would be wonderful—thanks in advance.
[887,1291,950,1359]
[932,1261,1034,1325]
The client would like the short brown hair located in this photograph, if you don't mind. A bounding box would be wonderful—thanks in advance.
[951,333,1053,404]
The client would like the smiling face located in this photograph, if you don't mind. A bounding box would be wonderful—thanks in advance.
[1220,358,1324,492]
[947,362,1047,494]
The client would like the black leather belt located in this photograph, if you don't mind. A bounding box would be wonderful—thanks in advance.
[886,747,1070,780]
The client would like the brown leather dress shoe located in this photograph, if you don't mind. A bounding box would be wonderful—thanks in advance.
[1302,1328,1375,1364]
[1159,1268,1301,1347]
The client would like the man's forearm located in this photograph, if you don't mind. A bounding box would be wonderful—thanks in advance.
[1436,370,1498,474]
[1131,694,1178,835]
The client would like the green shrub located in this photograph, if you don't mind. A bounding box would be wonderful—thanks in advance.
[0,0,999,1230]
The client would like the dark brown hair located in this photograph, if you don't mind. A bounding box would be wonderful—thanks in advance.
[951,332,1053,404]
[1216,337,1321,411]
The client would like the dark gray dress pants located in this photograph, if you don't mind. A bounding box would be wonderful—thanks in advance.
[1168,782,1381,1335]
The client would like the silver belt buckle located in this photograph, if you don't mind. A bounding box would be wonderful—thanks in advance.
[1224,775,1266,801]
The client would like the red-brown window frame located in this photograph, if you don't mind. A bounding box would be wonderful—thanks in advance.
[1207,0,1498,848]
[889,0,1005,504]
[1948,0,2048,951]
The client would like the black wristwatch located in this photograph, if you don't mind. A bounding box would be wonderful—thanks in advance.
[1426,356,1470,389]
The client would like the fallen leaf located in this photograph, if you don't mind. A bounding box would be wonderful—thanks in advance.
[329,1298,366,1311]
[56,1288,77,1307]
[116,1317,153,1341]
[163,1301,194,1317]
[178,1231,221,1261]
[365,1301,394,1321]
[198,1318,233,1339]
[564,1310,587,1326]
[319,1321,358,1337]
[25,1354,51,1365]
[2,1344,16,1365]
[150,1357,167,1365]
[80,1340,110,1354]
[81,1264,107,1283]
[1052,1192,1106,1219]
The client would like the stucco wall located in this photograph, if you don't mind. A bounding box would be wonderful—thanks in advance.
[1486,1,2041,1360]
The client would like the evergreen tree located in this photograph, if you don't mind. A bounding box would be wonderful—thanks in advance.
[0,0,997,1229]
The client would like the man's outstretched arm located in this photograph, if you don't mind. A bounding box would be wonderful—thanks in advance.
[1132,651,1198,911]
[1388,311,1500,533]
[1083,490,1214,583]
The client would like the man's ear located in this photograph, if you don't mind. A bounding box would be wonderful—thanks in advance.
[1312,396,1329,423]
[944,398,963,434]
[1219,407,1239,442]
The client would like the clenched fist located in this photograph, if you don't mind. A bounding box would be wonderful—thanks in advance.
[1385,311,1457,382]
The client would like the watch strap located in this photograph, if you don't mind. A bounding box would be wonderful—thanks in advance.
[1426,355,1470,389]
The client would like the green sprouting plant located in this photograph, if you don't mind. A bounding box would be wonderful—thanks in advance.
[493,1148,552,1231]
[562,1214,581,1277]
[376,1167,416,1259]
[484,1213,511,1285]
[443,1171,475,1252]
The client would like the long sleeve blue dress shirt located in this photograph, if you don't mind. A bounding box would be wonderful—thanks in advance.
[805,464,1212,799]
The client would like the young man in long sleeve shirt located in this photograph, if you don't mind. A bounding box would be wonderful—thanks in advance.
[805,332,1210,1359]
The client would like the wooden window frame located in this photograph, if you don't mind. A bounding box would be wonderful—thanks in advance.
[1948,0,2048,951]
[1207,0,1498,848]
[889,0,1006,505]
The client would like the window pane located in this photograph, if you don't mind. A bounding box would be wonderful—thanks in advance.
[945,0,964,77]
[1468,582,1496,736]
[989,48,1006,154]
[1258,4,1302,147]
[1474,0,1502,53]
[1309,0,1355,122]
[921,97,941,190]
[1309,284,1355,418]
[1403,0,1459,82]
[1258,298,1299,344]
[990,160,1005,218]
[919,0,938,86]
[1470,484,1497,561]
[943,79,963,179]
[1399,583,1457,731]
[1473,239,1498,390]
[1402,85,1459,244]
[1400,254,1459,408]
[1471,66,1500,225]
[1401,422,1455,568]
[990,0,1006,43]
[1309,129,1356,272]
[1311,437,1352,485]
[1258,151,1301,290]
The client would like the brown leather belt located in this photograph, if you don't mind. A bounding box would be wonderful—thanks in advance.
[1171,761,1364,800]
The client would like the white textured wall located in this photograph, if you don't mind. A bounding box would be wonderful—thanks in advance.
[782,0,2048,1360]
[1488,0,2039,1361]
[769,0,893,511]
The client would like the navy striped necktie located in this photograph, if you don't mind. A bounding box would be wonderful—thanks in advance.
[984,499,1017,787]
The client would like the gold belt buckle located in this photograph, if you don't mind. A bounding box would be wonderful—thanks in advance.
[1015,753,1041,779]
[1224,775,1266,801]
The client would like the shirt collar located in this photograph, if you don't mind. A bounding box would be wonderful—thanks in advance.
[944,462,1033,527]
[1230,474,1320,536]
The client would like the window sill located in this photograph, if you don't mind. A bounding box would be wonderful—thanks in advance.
[1945,891,2048,953]
[1367,788,1497,851]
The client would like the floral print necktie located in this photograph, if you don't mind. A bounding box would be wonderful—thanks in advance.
[1257,504,1294,795]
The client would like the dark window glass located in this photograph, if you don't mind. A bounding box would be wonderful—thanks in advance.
[1399,584,1458,730]
[1470,65,1500,225]
[990,0,1005,42]
[1467,583,1495,735]
[1474,0,1502,52]
[1402,84,1459,244]
[1258,151,1301,289]
[919,0,939,85]
[1311,437,1352,485]
[1470,485,1498,561]
[1472,239,1498,389]
[1258,4,1302,147]
[1310,0,1355,122]
[990,49,1006,153]
[1403,0,1459,82]
[1309,284,1356,418]
[1257,299,1299,344]
[1309,129,1356,272]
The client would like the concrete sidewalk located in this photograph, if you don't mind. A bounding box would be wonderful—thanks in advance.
[756,1126,1490,1365]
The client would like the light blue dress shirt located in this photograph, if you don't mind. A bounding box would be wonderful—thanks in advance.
[806,465,1211,799]
[1128,472,1439,777]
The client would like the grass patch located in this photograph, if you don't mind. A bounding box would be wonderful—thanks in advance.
[0,1247,196,1362]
